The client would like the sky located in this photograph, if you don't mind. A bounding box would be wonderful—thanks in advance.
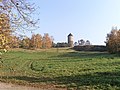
[30,0,120,45]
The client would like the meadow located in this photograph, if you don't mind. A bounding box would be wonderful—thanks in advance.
[0,48,120,90]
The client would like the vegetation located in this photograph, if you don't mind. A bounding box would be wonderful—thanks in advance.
[0,0,39,50]
[14,33,53,49]
[0,0,38,31]
[0,13,11,50]
[106,27,120,53]
[0,48,120,89]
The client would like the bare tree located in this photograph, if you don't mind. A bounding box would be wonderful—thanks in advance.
[0,0,39,32]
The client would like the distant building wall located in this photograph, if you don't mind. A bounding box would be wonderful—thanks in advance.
[73,45,107,52]
[55,42,69,47]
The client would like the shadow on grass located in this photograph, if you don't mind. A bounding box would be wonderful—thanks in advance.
[56,51,118,59]
[1,71,120,89]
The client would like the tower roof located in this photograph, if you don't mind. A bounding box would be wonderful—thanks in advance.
[68,33,73,37]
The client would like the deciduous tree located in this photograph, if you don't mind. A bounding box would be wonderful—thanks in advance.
[21,37,30,49]
[106,28,120,53]
[0,0,38,50]
[0,13,10,49]
[30,34,42,49]
[42,33,53,49]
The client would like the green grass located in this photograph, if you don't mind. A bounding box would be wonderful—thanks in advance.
[0,48,120,89]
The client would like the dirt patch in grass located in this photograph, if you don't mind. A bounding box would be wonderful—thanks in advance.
[0,82,67,90]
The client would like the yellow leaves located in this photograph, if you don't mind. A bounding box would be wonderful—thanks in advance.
[0,14,10,31]
[43,33,53,49]
[107,29,120,53]
[3,49,7,52]
[0,34,8,48]
[0,0,2,2]
[0,13,10,50]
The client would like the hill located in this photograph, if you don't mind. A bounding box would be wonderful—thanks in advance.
[0,48,120,90]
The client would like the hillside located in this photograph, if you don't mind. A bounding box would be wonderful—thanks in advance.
[0,48,120,90]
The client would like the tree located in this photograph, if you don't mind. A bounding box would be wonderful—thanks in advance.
[21,37,30,49]
[42,33,53,49]
[116,30,120,52]
[9,35,20,48]
[30,34,42,49]
[0,0,38,50]
[35,34,42,48]
[85,40,91,45]
[106,27,120,53]
[74,42,78,46]
[0,0,38,31]
[78,39,85,46]
[0,13,11,49]
[30,34,36,48]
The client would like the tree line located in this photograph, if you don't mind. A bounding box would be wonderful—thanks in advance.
[1,0,120,52]
[0,13,53,49]
[74,39,91,46]
[8,33,53,49]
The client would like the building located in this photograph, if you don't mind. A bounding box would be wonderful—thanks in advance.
[68,33,73,47]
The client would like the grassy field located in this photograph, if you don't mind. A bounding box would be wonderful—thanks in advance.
[0,48,120,90]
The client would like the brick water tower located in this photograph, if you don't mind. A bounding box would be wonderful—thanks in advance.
[68,33,73,47]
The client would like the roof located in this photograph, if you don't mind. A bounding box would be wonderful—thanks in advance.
[68,33,73,36]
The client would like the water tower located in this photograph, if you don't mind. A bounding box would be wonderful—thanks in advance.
[68,33,73,47]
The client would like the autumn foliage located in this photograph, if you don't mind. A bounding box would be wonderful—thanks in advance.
[0,13,11,49]
[0,13,53,49]
[30,34,43,49]
[13,33,53,49]
[42,33,53,49]
[106,27,120,53]
[0,0,39,50]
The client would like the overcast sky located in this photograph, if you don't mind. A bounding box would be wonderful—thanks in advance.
[30,0,120,45]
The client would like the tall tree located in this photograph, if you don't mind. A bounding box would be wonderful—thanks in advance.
[0,13,11,49]
[30,34,42,49]
[21,37,30,49]
[0,0,38,49]
[106,28,119,53]
[35,34,42,48]
[42,33,53,49]
[10,35,20,48]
